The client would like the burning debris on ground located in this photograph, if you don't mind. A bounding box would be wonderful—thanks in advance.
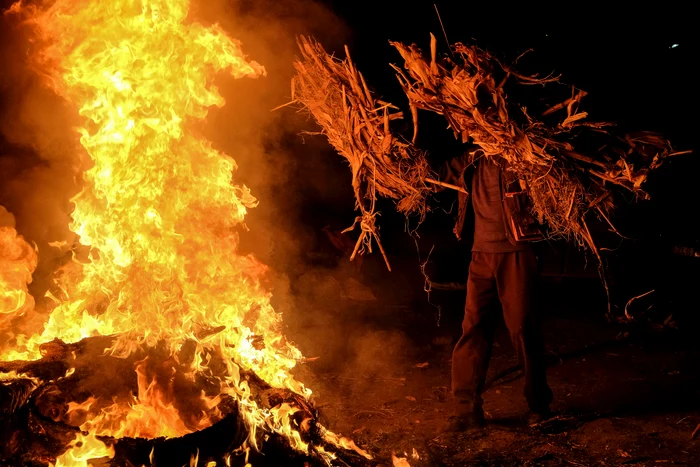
[1,0,698,466]
[0,336,373,466]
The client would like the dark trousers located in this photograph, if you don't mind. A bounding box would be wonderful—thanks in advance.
[452,250,553,412]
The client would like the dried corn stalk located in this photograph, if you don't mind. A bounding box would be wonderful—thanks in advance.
[291,36,433,271]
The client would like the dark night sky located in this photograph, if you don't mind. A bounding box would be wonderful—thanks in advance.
[323,1,695,141]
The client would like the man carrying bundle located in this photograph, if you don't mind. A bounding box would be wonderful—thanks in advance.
[292,32,680,433]
[436,146,553,432]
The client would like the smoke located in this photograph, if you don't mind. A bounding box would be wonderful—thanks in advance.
[191,0,355,270]
[193,0,426,396]
[0,2,85,345]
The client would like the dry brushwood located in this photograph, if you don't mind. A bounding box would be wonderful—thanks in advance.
[290,33,690,316]
[291,35,435,271]
[390,34,690,313]
[391,33,687,254]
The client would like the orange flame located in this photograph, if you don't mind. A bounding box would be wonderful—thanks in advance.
[52,432,115,467]
[0,210,38,331]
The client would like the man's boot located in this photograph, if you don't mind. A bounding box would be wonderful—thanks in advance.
[524,406,553,425]
[441,404,485,433]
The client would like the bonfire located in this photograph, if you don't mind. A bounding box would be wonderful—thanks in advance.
[0,1,369,466]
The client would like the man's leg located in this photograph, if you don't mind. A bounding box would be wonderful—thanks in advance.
[495,249,553,415]
[448,252,498,429]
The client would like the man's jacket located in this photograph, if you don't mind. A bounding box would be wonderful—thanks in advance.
[438,149,544,245]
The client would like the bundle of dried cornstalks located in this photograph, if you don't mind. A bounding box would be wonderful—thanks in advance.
[291,33,690,312]
[290,36,435,271]
[391,34,688,255]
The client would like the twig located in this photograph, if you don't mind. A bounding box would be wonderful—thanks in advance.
[565,186,577,219]
[561,458,588,467]
[561,150,608,169]
[424,178,468,194]
[596,206,629,239]
[433,4,454,59]
[623,289,655,321]
[542,90,588,116]
[691,423,700,440]
[669,150,693,157]
[528,414,576,428]
[270,100,295,112]
[352,409,393,418]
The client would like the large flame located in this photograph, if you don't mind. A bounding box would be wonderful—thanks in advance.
[1,0,327,464]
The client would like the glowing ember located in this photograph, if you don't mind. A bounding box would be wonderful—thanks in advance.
[0,0,347,464]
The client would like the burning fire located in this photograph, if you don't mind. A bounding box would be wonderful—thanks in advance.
[1,0,363,464]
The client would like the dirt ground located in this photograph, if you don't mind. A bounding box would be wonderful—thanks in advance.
[284,259,700,467]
